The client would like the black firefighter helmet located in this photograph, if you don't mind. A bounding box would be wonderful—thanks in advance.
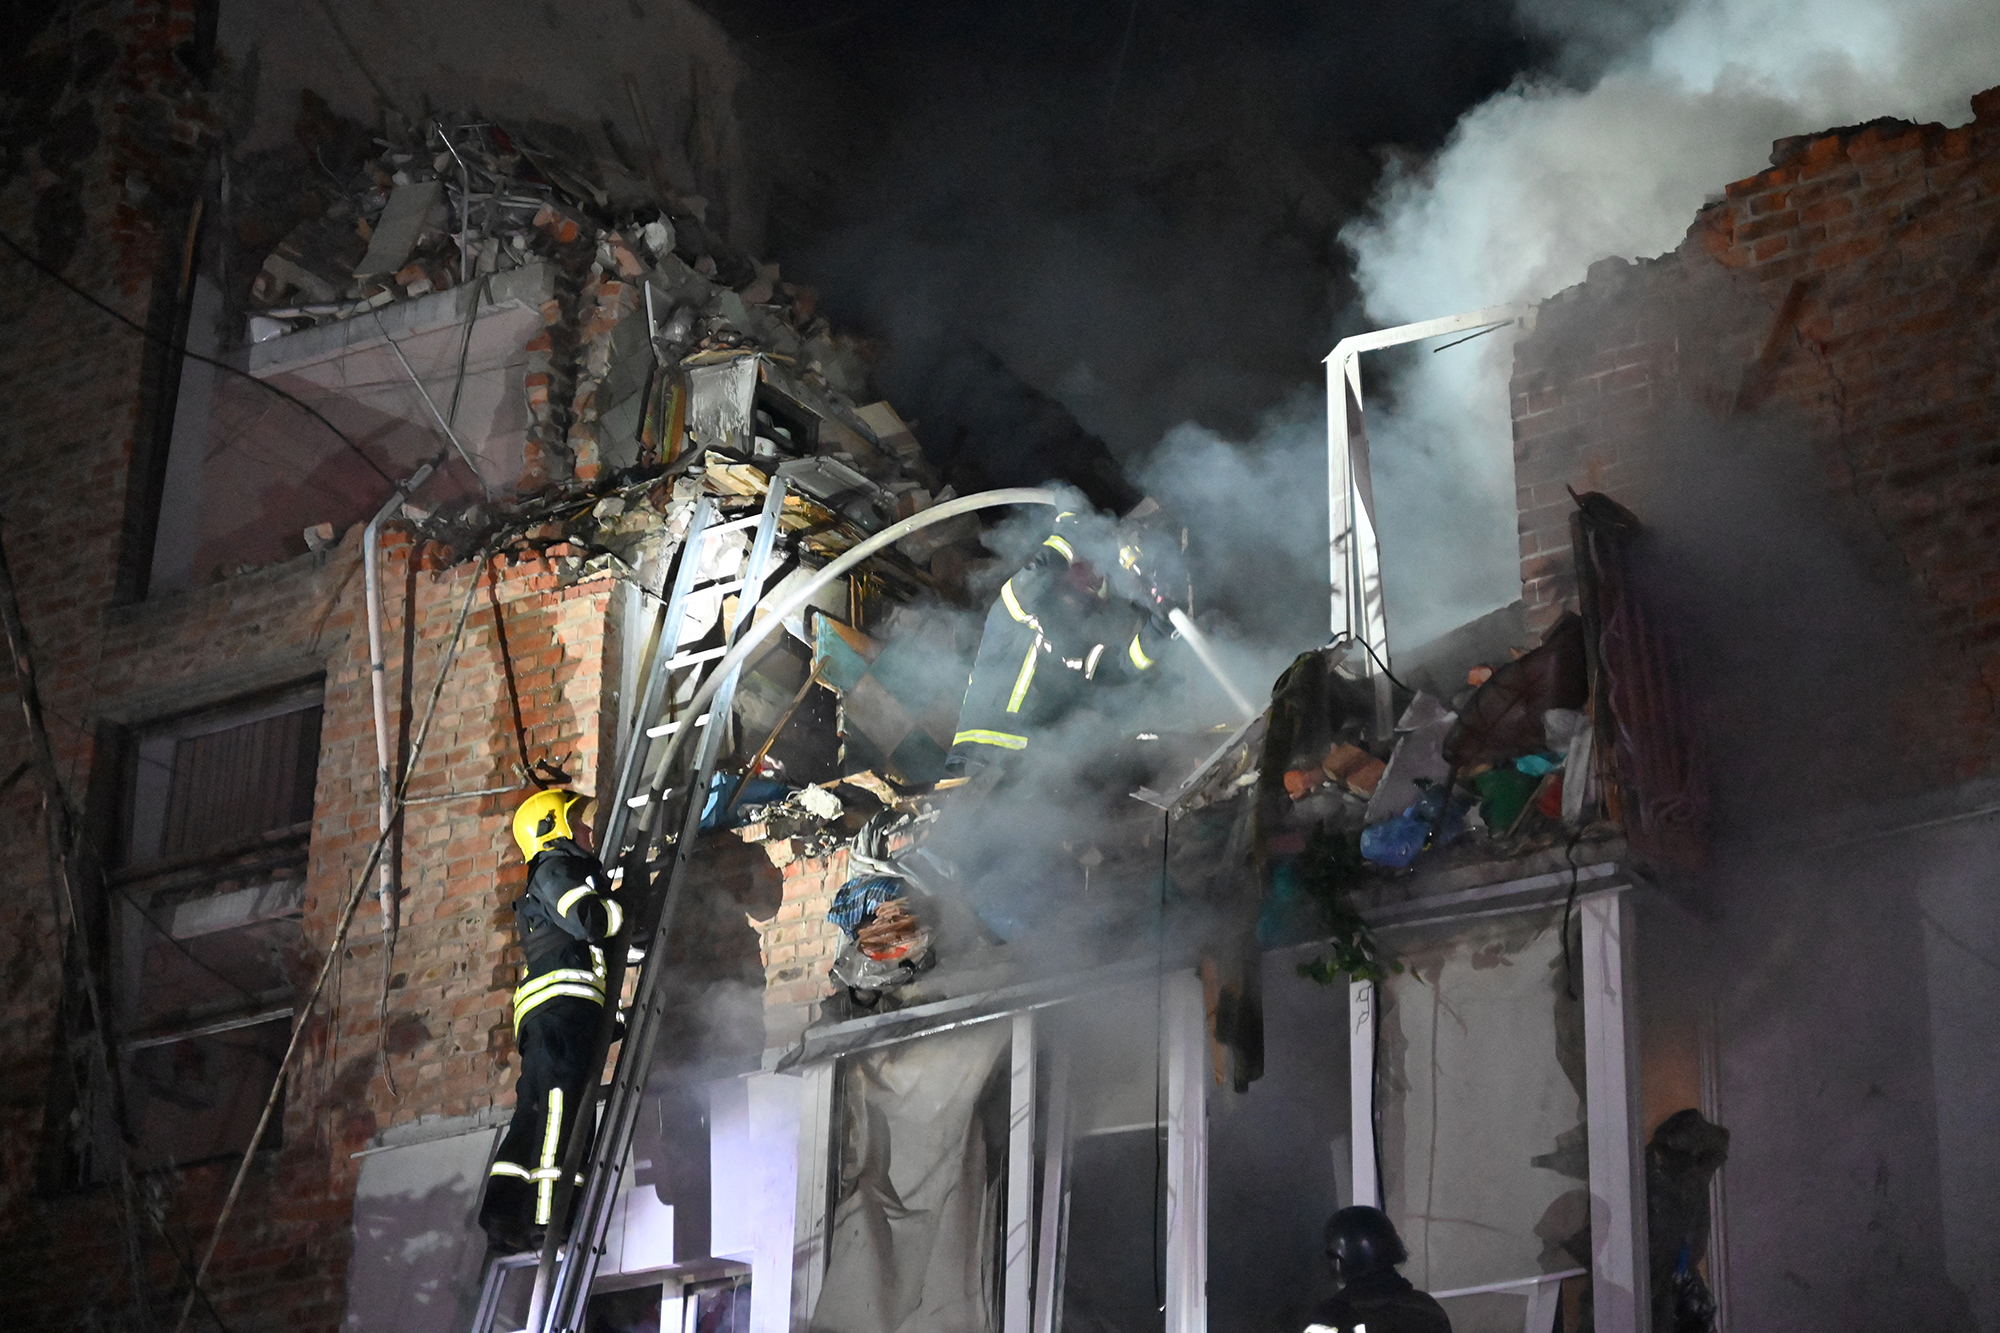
[1324,1205,1410,1285]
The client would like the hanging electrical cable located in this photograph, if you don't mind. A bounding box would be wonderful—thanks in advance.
[170,537,499,1333]
[0,227,396,486]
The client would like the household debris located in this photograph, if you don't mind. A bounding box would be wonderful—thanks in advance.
[232,99,1695,1061]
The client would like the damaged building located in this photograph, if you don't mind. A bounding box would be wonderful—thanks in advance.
[1,5,1997,1333]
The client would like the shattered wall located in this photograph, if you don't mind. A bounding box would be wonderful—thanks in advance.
[0,1,631,1293]
[0,7,917,1325]
[1508,87,2000,1332]
[0,487,619,1332]
[1512,87,2000,781]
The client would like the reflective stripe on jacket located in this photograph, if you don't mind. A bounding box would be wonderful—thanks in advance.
[513,946,607,1030]
[951,531,1170,755]
[512,839,620,1029]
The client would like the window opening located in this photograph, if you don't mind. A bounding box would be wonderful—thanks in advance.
[111,685,322,1173]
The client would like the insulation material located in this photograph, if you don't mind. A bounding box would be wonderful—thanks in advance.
[809,1024,1010,1333]
[1375,912,1588,1333]
[686,356,761,454]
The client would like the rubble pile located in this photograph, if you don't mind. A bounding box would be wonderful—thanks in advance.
[1263,618,1614,874]
[241,107,894,493]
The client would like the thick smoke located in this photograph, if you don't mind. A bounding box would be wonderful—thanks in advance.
[1339,0,2000,649]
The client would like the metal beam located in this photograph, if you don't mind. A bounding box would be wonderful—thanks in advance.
[1348,979,1379,1209]
[1324,304,1529,736]
[1031,1046,1071,1333]
[1163,972,1209,1333]
[1004,1014,1037,1333]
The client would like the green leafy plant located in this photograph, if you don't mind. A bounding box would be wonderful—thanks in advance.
[1292,825,1402,985]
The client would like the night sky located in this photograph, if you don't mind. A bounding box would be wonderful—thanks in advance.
[698,0,1557,456]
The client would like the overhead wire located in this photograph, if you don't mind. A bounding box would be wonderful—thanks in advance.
[0,226,396,487]
[172,524,497,1333]
[1353,634,1412,696]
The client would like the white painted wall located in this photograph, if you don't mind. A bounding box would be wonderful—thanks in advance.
[342,1127,500,1333]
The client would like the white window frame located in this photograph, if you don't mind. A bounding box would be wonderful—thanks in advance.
[1345,878,1648,1333]
[1324,306,1530,736]
[757,967,1210,1333]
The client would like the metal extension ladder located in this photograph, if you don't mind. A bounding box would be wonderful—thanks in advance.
[471,478,790,1333]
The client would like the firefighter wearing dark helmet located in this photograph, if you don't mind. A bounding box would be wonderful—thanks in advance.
[1304,1207,1453,1333]
[946,507,1180,775]
[477,789,624,1253]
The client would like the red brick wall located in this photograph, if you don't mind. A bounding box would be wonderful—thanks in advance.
[0,4,649,1324]
[756,850,851,1051]
[0,517,616,1330]
[1510,85,2000,782]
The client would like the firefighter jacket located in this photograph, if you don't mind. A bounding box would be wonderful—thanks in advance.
[1303,1271,1454,1333]
[511,837,624,1030]
[951,526,1173,759]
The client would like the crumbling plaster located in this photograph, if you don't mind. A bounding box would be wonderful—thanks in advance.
[1512,86,2000,1333]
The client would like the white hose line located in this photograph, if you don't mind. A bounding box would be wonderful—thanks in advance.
[641,485,1263,817]
[638,487,1061,818]
[1168,607,1259,721]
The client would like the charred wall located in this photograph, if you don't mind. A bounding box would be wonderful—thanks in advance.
[1512,86,2000,787]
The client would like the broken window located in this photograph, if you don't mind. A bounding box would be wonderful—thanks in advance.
[1371,912,1590,1333]
[810,1024,1012,1333]
[1205,953,1353,1333]
[111,685,322,1172]
[791,971,1213,1333]
[1043,993,1169,1333]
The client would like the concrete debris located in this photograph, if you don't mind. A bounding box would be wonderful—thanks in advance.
[353,179,443,279]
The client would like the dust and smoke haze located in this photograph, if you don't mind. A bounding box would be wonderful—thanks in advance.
[800,0,1999,667]
[1345,0,2000,650]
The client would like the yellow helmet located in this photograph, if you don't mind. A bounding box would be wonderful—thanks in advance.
[512,789,589,861]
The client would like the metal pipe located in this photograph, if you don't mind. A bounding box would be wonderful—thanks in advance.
[1324,303,1527,733]
[363,459,438,935]
[436,121,475,287]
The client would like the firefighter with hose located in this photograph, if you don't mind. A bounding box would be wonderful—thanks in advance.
[478,789,625,1253]
[945,500,1186,781]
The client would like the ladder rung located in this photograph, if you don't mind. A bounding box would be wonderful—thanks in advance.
[623,787,675,809]
[695,578,746,598]
[705,515,761,535]
[664,646,728,670]
[644,713,709,739]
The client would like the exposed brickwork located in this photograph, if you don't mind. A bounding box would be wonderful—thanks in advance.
[0,1,875,1327]
[755,850,851,1050]
[1,3,226,1323]
[1511,86,2000,781]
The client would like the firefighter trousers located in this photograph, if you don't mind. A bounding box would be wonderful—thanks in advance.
[478,993,601,1250]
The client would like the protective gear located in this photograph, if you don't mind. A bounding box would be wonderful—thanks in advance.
[1324,1206,1409,1285]
[948,511,1173,766]
[1303,1270,1453,1333]
[512,788,593,862]
[1114,518,1187,617]
[478,994,598,1253]
[479,835,622,1250]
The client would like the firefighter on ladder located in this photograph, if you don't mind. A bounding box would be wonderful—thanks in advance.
[478,789,625,1253]
[946,505,1182,779]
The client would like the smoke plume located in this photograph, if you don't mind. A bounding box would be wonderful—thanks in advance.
[1339,0,2000,650]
